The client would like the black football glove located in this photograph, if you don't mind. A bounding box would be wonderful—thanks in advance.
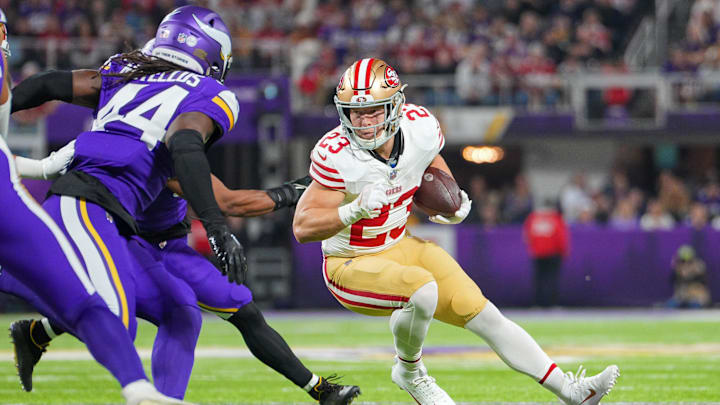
[206,224,247,285]
[266,175,312,210]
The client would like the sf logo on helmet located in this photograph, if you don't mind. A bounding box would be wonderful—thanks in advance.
[385,66,400,87]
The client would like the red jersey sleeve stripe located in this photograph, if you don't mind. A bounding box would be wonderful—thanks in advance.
[310,167,345,189]
[310,163,343,183]
[310,156,339,173]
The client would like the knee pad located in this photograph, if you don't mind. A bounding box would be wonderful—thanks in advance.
[442,287,488,327]
[407,281,438,319]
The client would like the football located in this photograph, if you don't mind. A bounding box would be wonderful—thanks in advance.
[413,167,462,217]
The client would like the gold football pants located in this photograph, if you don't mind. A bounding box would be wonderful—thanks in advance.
[323,235,488,327]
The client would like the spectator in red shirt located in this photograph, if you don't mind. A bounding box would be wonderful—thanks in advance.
[523,199,569,307]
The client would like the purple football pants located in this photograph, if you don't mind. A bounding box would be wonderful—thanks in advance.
[0,195,202,399]
[0,234,202,399]
[0,143,147,387]
[155,237,253,318]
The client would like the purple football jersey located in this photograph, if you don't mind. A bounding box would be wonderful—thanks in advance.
[136,188,187,233]
[69,56,240,219]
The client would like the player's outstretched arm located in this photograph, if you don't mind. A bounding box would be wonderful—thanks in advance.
[11,69,100,113]
[167,174,311,217]
[14,140,76,180]
[165,111,248,285]
[293,181,348,243]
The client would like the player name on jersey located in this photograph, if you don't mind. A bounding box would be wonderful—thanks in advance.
[310,104,445,257]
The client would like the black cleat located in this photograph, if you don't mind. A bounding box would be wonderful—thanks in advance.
[9,319,46,392]
[309,374,361,405]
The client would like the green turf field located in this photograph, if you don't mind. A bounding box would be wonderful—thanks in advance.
[1,309,719,404]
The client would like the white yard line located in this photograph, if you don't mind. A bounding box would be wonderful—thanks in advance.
[2,343,720,362]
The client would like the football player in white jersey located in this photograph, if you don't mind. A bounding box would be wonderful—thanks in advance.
[293,58,620,405]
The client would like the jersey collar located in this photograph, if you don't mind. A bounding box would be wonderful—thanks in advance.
[369,131,404,168]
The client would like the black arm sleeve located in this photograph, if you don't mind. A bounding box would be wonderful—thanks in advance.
[167,129,225,227]
[11,70,74,113]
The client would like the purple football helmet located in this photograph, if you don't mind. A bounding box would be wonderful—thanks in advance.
[151,6,232,82]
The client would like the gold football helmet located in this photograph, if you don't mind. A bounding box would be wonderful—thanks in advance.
[334,58,406,150]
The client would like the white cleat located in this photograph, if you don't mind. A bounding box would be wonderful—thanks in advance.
[391,362,455,405]
[123,380,196,405]
[561,365,620,405]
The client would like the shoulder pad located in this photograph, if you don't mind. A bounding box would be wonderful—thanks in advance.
[309,127,369,189]
[400,104,444,152]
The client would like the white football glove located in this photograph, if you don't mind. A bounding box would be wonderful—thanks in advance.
[428,190,472,225]
[42,140,76,179]
[338,182,389,226]
[14,140,75,180]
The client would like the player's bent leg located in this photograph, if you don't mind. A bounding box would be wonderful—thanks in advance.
[390,281,437,365]
[0,148,153,394]
[161,238,252,318]
[402,236,488,326]
[163,239,360,404]
[389,281,455,405]
[43,195,139,339]
[228,302,311,386]
[406,236,620,404]
[462,291,619,403]
[129,237,202,400]
[325,251,452,404]
[465,301,556,379]
[228,302,361,404]
[324,254,435,316]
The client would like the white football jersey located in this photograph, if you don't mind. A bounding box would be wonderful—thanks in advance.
[309,104,445,257]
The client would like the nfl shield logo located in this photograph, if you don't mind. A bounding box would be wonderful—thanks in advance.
[177,33,187,44]
[389,169,398,180]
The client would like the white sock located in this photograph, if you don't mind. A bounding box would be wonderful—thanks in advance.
[302,374,320,392]
[464,301,566,397]
[41,318,57,339]
[390,281,438,373]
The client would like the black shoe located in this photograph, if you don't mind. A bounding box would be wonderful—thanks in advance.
[9,320,46,392]
[309,374,361,405]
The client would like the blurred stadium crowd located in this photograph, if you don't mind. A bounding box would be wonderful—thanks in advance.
[462,167,720,232]
[3,0,647,109]
[664,0,720,103]
[4,0,720,233]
